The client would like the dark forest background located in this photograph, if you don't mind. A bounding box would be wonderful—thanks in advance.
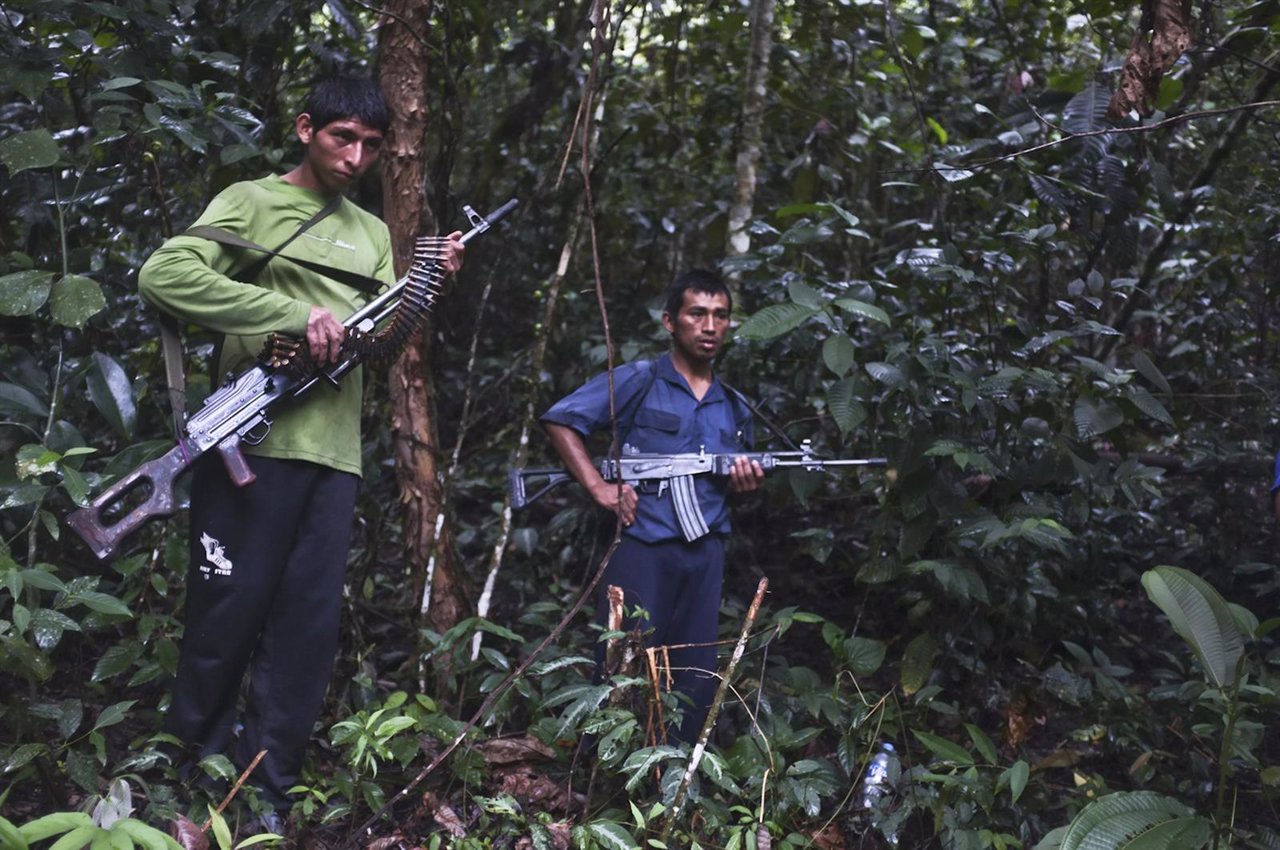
[1,1,1278,848]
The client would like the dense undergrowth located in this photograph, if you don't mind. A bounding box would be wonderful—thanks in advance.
[3,0,1280,848]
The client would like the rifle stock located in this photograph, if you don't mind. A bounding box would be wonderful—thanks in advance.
[65,443,194,560]
[508,467,573,510]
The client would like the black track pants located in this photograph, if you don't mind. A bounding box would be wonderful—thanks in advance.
[165,454,358,809]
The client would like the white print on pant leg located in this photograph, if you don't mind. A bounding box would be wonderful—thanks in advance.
[199,532,234,579]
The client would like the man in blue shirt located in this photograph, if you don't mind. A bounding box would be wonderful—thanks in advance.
[541,270,764,743]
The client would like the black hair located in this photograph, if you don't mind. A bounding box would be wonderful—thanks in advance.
[301,76,391,134]
[662,268,733,318]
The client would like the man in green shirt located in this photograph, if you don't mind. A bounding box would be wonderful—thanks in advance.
[138,76,463,829]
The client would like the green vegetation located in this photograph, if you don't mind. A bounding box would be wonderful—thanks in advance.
[2,0,1278,847]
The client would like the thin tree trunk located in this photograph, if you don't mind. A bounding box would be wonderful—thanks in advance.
[377,1,470,646]
[725,0,775,282]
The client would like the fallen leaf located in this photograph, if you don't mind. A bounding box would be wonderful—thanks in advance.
[170,816,208,850]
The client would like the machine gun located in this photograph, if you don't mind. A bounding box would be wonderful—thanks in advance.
[509,441,888,541]
[67,199,518,560]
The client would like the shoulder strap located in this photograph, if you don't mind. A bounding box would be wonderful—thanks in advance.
[183,194,383,295]
[719,379,799,451]
[158,314,188,439]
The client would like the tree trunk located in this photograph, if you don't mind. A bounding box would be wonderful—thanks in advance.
[377,1,470,641]
[724,0,775,279]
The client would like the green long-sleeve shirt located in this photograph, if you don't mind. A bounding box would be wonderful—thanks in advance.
[138,176,395,476]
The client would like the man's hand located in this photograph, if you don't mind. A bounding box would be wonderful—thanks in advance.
[441,231,465,275]
[728,456,765,493]
[591,480,639,526]
[306,305,345,365]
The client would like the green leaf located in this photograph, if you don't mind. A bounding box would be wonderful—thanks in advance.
[0,634,53,682]
[935,162,975,182]
[101,77,143,92]
[578,821,639,850]
[827,376,867,434]
[900,632,938,696]
[68,591,133,618]
[4,69,53,103]
[911,729,974,767]
[206,807,233,850]
[57,699,84,739]
[0,129,60,174]
[843,636,887,676]
[698,751,743,794]
[93,643,142,682]
[780,222,836,245]
[0,382,48,419]
[65,749,99,794]
[1124,385,1173,425]
[1130,350,1171,395]
[546,683,612,737]
[0,271,54,316]
[964,723,998,765]
[833,298,891,325]
[93,700,137,731]
[4,743,47,774]
[822,335,856,377]
[20,568,66,593]
[1059,791,1211,850]
[29,608,79,650]
[925,116,948,144]
[865,361,904,386]
[1073,396,1125,438]
[87,353,137,440]
[736,302,821,340]
[1141,566,1244,689]
[0,813,28,850]
[50,275,106,328]
[1004,760,1030,804]
[16,444,59,480]
[621,746,683,792]
[787,278,824,309]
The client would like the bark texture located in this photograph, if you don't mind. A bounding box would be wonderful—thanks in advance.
[725,0,776,268]
[1107,0,1193,120]
[377,0,470,637]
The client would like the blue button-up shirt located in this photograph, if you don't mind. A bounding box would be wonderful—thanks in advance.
[541,354,753,543]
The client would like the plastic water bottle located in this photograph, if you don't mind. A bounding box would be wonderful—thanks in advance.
[859,742,899,845]
[860,742,894,808]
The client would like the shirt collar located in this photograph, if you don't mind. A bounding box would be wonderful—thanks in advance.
[656,352,725,402]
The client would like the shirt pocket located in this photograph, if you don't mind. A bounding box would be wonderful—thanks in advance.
[627,407,684,453]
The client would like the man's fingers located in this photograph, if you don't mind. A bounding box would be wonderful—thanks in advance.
[443,232,465,275]
[306,306,346,364]
[729,457,765,492]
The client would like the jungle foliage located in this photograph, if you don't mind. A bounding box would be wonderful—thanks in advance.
[1,0,1279,848]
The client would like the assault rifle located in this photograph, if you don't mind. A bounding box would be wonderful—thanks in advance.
[67,199,518,560]
[510,440,888,542]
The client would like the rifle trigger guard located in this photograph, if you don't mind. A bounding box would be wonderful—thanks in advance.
[242,419,271,446]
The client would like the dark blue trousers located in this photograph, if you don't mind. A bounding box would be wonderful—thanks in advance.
[165,454,357,810]
[596,534,725,743]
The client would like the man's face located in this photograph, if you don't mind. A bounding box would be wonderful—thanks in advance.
[296,114,385,193]
[663,289,732,364]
